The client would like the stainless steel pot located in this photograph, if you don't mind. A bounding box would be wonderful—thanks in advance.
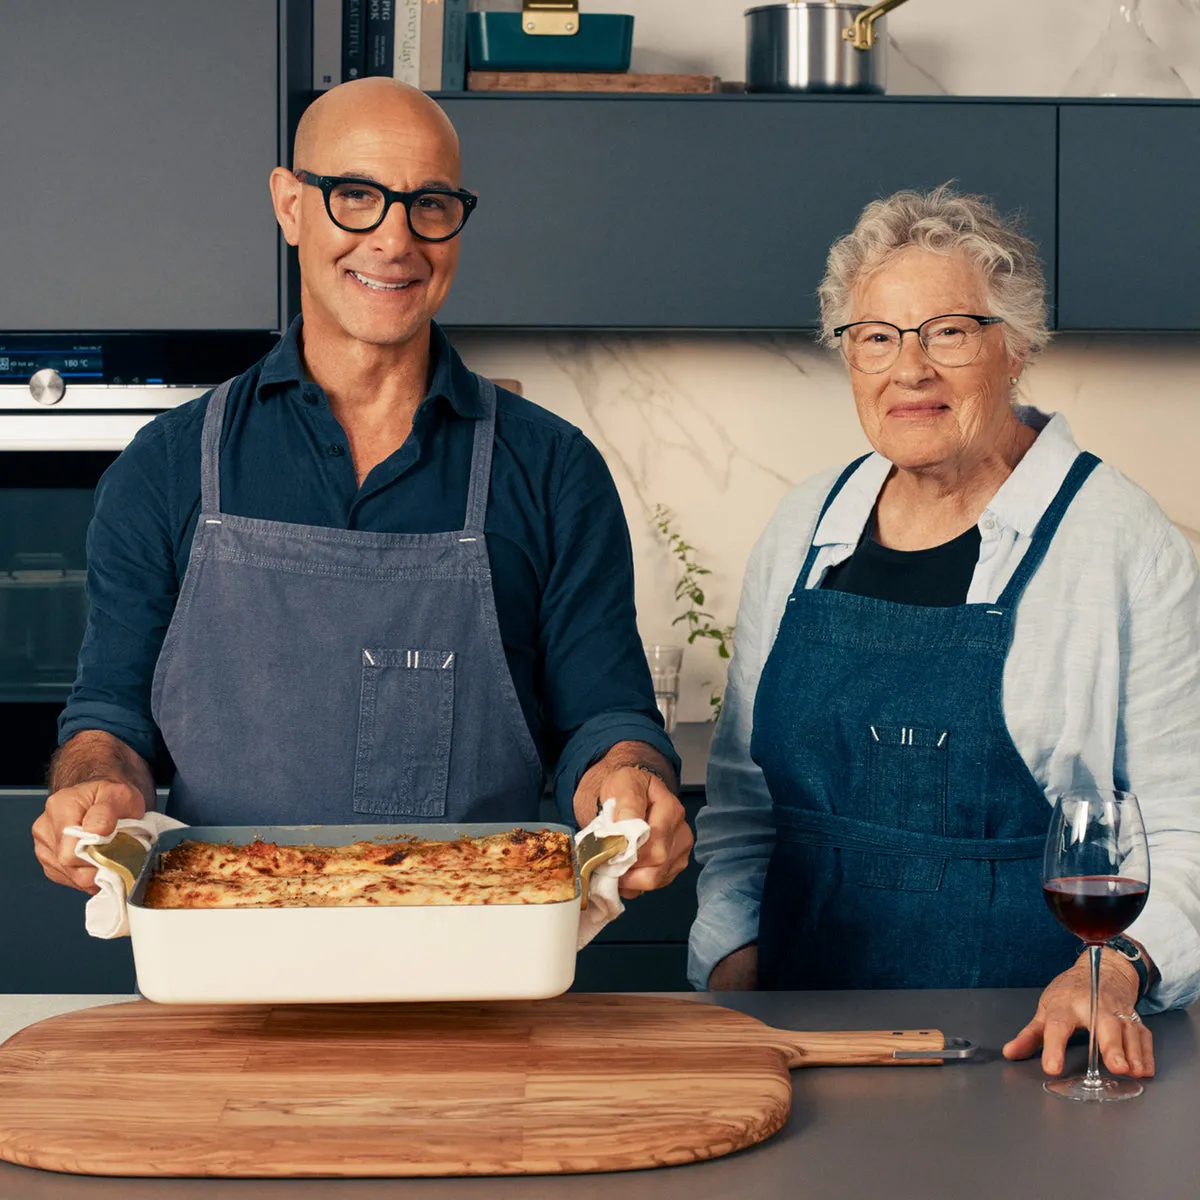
[745,1,910,94]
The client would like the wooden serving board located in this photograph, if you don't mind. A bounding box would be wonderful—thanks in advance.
[467,71,721,93]
[0,995,945,1178]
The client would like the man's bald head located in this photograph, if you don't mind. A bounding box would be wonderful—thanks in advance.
[293,78,460,178]
[270,77,468,353]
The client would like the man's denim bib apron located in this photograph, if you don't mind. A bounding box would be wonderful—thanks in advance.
[151,375,544,826]
[750,450,1101,989]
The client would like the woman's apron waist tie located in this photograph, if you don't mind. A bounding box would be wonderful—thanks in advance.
[774,808,1046,861]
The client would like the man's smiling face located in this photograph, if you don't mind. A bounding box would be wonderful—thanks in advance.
[272,79,464,350]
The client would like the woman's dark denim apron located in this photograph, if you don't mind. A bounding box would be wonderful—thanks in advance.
[750,450,1100,989]
[150,375,544,826]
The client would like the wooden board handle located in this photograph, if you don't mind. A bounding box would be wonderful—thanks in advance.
[773,1028,949,1068]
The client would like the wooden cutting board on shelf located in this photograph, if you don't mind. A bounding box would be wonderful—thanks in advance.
[0,994,947,1178]
[468,71,721,93]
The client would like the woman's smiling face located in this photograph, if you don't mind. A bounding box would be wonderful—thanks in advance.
[844,247,1024,473]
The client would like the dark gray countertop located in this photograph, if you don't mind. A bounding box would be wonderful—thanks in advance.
[1,988,1195,1198]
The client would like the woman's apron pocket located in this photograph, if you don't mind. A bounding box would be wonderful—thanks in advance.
[859,724,950,891]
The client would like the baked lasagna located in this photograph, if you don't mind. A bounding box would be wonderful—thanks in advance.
[142,828,577,909]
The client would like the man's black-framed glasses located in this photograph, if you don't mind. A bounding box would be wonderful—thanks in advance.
[294,170,478,241]
[832,314,1006,374]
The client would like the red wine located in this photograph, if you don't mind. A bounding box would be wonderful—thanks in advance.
[1043,876,1149,943]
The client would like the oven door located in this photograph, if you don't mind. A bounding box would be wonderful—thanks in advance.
[0,425,157,785]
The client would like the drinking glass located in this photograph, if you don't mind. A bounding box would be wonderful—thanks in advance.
[1062,0,1191,98]
[644,644,683,734]
[1042,789,1150,1101]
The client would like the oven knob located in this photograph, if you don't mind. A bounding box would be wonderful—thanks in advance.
[29,369,66,406]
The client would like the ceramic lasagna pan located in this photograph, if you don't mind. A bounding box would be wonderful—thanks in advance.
[118,823,584,1005]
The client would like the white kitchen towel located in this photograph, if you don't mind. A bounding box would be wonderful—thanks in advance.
[575,797,651,951]
[65,814,188,939]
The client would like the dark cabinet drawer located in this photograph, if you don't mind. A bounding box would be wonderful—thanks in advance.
[0,0,281,331]
[439,97,1058,330]
[1057,104,1200,330]
[0,791,136,994]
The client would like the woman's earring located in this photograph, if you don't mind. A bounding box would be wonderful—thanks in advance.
[1009,377,1019,386]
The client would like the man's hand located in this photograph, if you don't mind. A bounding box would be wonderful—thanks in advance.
[33,778,147,894]
[572,743,692,897]
[33,731,156,894]
[1002,949,1155,1078]
[708,944,758,991]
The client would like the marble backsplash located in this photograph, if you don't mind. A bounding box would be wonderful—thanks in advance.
[455,330,1200,720]
[603,0,1200,99]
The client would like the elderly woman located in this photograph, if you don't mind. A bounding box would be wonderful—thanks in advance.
[689,186,1200,1080]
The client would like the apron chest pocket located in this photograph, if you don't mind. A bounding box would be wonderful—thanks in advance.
[354,648,455,818]
[859,724,949,892]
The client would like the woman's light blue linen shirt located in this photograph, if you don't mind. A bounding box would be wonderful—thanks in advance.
[689,409,1200,1011]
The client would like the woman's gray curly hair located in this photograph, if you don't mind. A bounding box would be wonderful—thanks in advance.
[817,184,1050,362]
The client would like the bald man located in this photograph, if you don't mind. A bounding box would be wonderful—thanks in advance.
[35,80,690,899]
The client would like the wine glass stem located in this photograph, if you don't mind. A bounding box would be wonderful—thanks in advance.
[1085,943,1104,1088]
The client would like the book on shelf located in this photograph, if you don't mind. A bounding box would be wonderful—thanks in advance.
[393,0,421,86]
[313,0,342,91]
[343,0,366,81]
[367,0,395,77]
[420,0,445,92]
[442,0,468,91]
[323,1,467,93]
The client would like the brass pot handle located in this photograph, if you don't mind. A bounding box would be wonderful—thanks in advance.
[843,0,911,52]
[80,832,150,898]
[576,832,628,910]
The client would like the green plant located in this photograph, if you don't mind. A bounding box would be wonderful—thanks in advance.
[653,504,734,719]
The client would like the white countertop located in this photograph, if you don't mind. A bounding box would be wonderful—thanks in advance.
[0,994,136,1045]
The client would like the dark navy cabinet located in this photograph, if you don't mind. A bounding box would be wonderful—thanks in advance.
[0,0,301,334]
[1057,104,1200,330]
[1,791,136,994]
[438,96,1059,330]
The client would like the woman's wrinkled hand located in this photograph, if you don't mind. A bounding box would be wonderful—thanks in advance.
[1002,950,1154,1078]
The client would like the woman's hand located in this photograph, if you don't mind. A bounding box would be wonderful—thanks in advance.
[1002,949,1154,1077]
[708,944,758,991]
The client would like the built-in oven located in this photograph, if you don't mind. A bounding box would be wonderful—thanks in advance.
[0,332,277,785]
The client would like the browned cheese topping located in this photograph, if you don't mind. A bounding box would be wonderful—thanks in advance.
[142,829,576,909]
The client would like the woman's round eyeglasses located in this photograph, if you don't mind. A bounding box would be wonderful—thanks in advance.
[293,170,477,242]
[833,314,1005,374]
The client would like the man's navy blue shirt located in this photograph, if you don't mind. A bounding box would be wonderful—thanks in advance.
[60,318,677,820]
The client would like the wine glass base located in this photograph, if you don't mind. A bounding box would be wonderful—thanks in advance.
[1043,1075,1144,1102]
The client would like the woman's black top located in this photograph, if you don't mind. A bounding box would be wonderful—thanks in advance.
[820,509,982,607]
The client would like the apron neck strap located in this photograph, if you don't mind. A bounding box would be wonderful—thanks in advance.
[463,376,498,532]
[995,450,1101,609]
[799,453,873,582]
[199,378,237,514]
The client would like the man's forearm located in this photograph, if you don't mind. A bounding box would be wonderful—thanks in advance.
[592,740,678,790]
[574,739,679,825]
[49,731,156,810]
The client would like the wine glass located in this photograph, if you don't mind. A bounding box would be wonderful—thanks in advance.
[1042,789,1150,1102]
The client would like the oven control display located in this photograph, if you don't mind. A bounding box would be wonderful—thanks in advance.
[0,344,103,382]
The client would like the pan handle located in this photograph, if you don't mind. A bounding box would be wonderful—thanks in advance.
[80,832,149,898]
[576,832,628,910]
[843,0,910,52]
